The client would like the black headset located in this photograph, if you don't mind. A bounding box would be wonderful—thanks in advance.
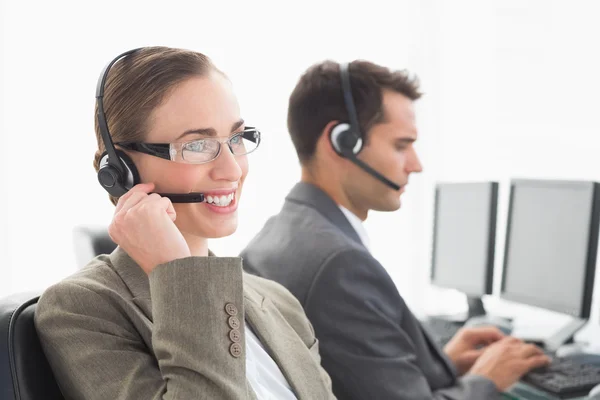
[95,48,204,203]
[329,63,401,191]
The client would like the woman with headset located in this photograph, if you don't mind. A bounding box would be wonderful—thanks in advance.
[34,46,335,400]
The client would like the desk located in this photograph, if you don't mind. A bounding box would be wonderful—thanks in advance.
[503,382,590,399]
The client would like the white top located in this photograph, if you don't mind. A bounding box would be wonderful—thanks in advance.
[339,205,371,250]
[245,325,297,400]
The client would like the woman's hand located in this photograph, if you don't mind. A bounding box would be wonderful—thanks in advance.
[108,183,191,274]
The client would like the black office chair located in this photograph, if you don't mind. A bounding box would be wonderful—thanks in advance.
[73,225,117,268]
[0,292,63,400]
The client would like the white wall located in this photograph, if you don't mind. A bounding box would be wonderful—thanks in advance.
[2,1,600,342]
[397,0,600,342]
[0,0,424,296]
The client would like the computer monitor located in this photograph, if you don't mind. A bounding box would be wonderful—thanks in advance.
[431,181,499,319]
[501,179,600,349]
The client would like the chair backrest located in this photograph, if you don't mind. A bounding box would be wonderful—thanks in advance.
[0,292,64,400]
[73,225,117,268]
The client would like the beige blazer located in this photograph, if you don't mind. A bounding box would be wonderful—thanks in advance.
[35,247,336,399]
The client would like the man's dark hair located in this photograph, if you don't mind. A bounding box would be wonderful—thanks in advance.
[287,60,421,164]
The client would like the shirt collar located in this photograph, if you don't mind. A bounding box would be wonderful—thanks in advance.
[338,206,370,251]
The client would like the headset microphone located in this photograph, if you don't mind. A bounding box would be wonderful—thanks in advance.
[159,193,205,203]
[95,48,205,203]
[340,148,401,191]
[329,62,401,191]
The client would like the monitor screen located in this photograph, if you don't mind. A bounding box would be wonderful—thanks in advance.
[501,179,599,318]
[431,182,498,297]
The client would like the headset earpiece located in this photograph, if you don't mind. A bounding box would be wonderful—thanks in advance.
[95,48,144,200]
[327,62,401,191]
[97,149,140,198]
[330,122,363,156]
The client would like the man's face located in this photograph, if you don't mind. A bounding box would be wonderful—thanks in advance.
[342,90,423,216]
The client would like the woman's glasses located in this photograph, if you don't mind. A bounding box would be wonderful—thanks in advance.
[116,127,261,164]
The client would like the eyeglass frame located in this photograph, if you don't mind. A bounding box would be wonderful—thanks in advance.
[115,127,261,165]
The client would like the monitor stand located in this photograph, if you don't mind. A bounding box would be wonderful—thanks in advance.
[427,296,510,325]
[461,296,514,334]
[467,296,487,319]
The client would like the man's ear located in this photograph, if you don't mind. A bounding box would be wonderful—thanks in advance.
[317,120,341,158]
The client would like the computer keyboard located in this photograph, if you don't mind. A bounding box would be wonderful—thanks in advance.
[522,356,600,398]
[421,318,463,347]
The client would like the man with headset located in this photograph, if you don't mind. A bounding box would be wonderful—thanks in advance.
[241,60,550,399]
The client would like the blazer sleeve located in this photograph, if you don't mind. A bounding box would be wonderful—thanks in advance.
[304,249,500,400]
[35,256,253,400]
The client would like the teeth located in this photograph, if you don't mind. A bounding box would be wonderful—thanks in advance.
[205,192,235,207]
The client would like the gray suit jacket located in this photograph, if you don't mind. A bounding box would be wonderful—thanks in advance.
[241,182,500,400]
[35,247,336,400]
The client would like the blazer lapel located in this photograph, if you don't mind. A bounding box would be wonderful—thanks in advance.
[243,283,328,400]
[286,182,365,248]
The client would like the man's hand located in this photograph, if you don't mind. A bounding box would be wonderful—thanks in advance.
[469,337,551,391]
[444,326,505,375]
